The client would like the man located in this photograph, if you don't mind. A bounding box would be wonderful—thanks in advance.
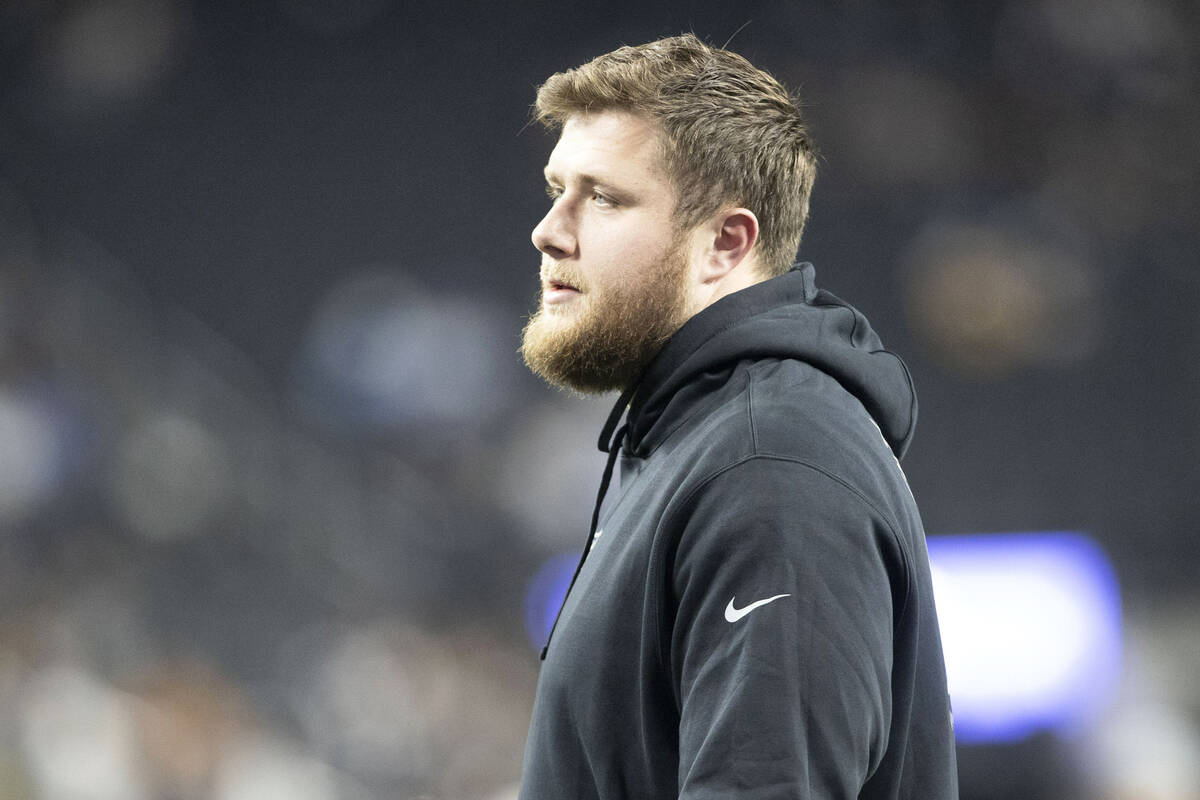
[518,34,958,799]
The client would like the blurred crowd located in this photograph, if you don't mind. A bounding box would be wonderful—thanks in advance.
[0,194,543,797]
[0,0,1197,798]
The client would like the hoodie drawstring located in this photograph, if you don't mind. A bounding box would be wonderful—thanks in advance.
[540,387,636,660]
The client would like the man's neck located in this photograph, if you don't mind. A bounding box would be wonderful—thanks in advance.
[691,260,768,314]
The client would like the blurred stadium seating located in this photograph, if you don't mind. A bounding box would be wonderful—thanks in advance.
[0,1,1196,797]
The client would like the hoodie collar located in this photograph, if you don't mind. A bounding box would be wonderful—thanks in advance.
[602,263,918,460]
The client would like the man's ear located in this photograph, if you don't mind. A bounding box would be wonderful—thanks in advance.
[694,208,759,285]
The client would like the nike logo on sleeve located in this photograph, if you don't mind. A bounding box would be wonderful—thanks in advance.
[724,594,791,622]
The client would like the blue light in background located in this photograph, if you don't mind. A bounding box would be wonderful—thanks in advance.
[927,531,1122,744]
[523,552,579,649]
[524,531,1123,747]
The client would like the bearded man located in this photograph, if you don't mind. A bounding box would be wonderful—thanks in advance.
[519,34,958,800]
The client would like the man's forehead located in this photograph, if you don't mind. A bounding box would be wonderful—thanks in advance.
[543,110,666,183]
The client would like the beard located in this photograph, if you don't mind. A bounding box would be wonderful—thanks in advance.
[520,240,692,394]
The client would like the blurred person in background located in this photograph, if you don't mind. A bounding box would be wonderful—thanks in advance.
[517,34,957,799]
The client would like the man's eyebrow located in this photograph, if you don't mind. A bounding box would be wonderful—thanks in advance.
[542,168,609,187]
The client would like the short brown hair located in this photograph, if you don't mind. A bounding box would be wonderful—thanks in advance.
[535,34,817,277]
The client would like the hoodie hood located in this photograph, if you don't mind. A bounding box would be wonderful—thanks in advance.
[617,263,918,459]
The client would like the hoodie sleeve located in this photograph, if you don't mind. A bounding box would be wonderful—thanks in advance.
[666,456,906,799]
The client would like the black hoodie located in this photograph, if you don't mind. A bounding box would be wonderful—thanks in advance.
[519,265,958,799]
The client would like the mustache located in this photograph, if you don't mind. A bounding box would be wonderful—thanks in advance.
[540,263,585,291]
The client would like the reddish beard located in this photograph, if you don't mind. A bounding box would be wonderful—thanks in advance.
[521,240,692,394]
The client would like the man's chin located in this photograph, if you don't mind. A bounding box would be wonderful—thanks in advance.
[521,312,630,394]
[521,245,690,393]
[535,303,582,326]
[523,306,580,351]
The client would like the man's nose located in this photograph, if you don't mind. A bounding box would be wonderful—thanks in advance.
[532,203,576,259]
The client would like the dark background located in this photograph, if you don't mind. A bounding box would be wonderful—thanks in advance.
[0,1,1196,798]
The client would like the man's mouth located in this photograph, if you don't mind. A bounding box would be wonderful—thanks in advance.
[543,279,582,305]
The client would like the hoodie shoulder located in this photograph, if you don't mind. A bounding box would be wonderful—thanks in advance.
[627,265,918,459]
[742,358,907,501]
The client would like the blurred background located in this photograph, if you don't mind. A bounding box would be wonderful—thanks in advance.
[0,0,1196,797]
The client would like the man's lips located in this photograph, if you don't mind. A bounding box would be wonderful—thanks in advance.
[543,277,582,304]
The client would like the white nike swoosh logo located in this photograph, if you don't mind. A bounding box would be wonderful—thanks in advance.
[724,593,791,622]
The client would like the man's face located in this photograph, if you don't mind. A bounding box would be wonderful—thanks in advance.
[521,110,696,393]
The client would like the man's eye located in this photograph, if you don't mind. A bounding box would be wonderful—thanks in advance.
[545,186,563,201]
[592,192,616,207]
